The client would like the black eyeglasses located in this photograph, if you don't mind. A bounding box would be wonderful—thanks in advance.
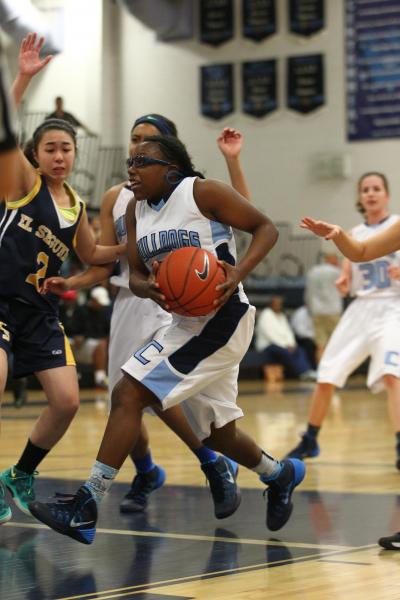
[126,155,171,169]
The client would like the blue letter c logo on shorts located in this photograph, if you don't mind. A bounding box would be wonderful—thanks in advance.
[384,351,400,367]
[134,340,163,365]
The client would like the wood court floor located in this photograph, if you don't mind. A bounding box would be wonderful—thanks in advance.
[1,377,400,599]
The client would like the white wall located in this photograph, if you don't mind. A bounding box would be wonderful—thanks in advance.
[118,1,400,229]
[11,0,400,228]
[9,0,104,134]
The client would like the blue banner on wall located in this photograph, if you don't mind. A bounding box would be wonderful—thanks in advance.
[287,54,324,114]
[346,0,400,141]
[200,0,233,46]
[288,0,324,37]
[242,60,277,117]
[201,64,234,120]
[242,0,277,42]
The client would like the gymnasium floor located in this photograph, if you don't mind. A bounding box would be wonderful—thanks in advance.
[1,379,400,599]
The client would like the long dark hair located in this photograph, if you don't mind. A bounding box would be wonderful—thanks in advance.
[143,135,205,179]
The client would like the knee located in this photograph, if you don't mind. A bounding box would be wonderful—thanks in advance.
[54,392,79,421]
[203,421,236,450]
[383,374,400,390]
[110,376,144,414]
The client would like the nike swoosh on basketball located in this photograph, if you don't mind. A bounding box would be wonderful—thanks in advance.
[195,254,209,280]
[70,516,95,528]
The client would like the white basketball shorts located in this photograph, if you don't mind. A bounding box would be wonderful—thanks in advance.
[108,287,171,395]
[122,297,255,440]
[317,296,400,392]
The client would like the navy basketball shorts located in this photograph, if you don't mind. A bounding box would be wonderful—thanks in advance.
[0,298,75,377]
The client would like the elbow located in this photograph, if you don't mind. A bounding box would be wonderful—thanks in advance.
[269,223,279,248]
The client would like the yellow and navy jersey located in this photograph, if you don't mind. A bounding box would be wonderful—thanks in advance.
[0,173,85,311]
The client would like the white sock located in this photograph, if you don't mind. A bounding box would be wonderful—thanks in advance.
[85,460,118,506]
[94,370,107,385]
[252,451,282,480]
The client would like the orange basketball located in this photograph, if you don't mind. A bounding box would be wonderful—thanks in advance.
[156,247,226,316]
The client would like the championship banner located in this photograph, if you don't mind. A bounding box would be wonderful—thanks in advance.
[346,0,400,141]
[242,60,277,117]
[200,0,233,46]
[242,0,277,42]
[200,64,234,120]
[287,54,324,114]
[288,0,324,37]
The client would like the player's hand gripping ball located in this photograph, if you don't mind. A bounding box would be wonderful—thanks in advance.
[156,247,226,316]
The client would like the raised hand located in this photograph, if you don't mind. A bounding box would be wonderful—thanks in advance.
[217,128,243,159]
[300,217,342,240]
[18,33,53,78]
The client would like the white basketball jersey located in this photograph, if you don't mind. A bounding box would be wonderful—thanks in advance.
[350,214,400,298]
[110,186,133,289]
[135,176,248,309]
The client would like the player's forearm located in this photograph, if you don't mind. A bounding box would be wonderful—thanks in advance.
[11,73,32,107]
[332,230,366,261]
[67,264,114,290]
[128,271,148,298]
[80,243,125,265]
[236,222,278,281]
[225,156,251,201]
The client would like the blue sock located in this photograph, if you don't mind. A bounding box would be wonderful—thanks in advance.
[192,446,218,465]
[133,452,155,474]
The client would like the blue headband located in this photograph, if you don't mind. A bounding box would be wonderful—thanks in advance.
[133,115,174,136]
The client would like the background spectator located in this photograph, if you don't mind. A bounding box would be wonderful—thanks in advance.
[255,296,317,382]
[290,305,317,370]
[59,287,111,389]
[46,96,95,136]
[305,253,343,363]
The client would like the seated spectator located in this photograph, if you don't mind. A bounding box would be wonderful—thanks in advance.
[305,253,343,363]
[255,296,317,382]
[46,96,96,136]
[290,305,317,370]
[59,287,111,389]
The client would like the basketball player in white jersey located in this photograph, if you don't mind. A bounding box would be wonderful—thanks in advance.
[291,173,400,551]
[45,116,251,519]
[287,172,400,466]
[30,135,306,545]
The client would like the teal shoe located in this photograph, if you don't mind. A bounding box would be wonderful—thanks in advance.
[0,480,11,524]
[1,467,36,515]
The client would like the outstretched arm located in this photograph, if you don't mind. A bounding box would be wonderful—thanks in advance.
[217,128,251,201]
[300,216,400,262]
[8,33,53,200]
[11,33,53,107]
[75,209,125,265]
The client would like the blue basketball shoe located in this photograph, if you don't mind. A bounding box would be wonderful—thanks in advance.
[285,433,320,461]
[262,458,306,531]
[29,485,97,545]
[202,456,241,519]
[120,465,166,513]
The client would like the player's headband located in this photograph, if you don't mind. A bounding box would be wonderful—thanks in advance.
[132,115,174,136]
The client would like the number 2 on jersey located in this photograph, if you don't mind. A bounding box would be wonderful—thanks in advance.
[26,251,49,292]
